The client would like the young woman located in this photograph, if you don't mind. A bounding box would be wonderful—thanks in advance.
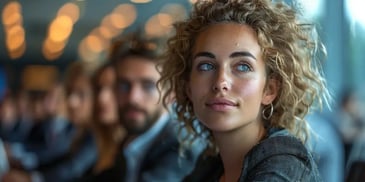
[90,62,124,174]
[158,0,330,181]
[74,62,125,182]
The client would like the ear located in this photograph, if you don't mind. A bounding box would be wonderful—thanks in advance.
[261,78,279,105]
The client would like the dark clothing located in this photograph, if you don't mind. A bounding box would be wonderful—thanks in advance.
[36,131,97,182]
[7,117,75,171]
[130,120,204,182]
[73,149,125,182]
[184,128,323,182]
[0,117,32,143]
[77,116,204,182]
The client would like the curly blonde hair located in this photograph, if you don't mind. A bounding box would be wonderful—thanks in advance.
[158,0,329,149]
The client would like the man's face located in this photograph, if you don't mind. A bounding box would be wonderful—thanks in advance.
[116,56,163,135]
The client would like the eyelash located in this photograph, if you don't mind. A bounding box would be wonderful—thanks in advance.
[235,62,252,72]
[196,62,252,72]
[197,62,215,71]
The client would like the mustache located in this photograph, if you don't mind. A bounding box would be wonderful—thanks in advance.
[120,104,147,115]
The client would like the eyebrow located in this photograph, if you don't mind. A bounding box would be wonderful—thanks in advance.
[193,51,256,60]
[193,52,215,59]
[230,51,256,60]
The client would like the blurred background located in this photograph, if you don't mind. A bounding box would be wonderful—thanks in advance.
[0,0,364,103]
[0,0,195,91]
[0,0,365,181]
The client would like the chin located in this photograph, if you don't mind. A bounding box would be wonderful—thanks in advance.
[101,118,117,125]
[207,125,237,133]
[200,118,239,133]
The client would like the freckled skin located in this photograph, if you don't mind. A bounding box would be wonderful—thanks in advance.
[187,23,275,133]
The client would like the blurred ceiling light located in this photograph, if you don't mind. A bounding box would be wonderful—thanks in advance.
[109,13,128,29]
[160,4,187,22]
[57,2,80,24]
[2,12,22,26]
[157,13,173,27]
[145,14,172,37]
[85,35,104,53]
[9,42,25,59]
[49,15,73,42]
[43,38,66,54]
[43,46,63,61]
[100,16,123,38]
[2,1,26,59]
[130,0,152,3]
[2,1,21,20]
[113,4,137,27]
[6,25,25,51]
[78,40,100,62]
[346,0,365,29]
[98,26,114,39]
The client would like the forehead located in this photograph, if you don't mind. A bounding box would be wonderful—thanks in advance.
[116,56,160,81]
[193,23,261,57]
[67,75,91,92]
[98,67,115,83]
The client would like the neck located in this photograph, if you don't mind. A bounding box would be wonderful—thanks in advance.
[213,121,266,182]
[103,123,123,141]
[94,123,125,173]
[123,109,168,147]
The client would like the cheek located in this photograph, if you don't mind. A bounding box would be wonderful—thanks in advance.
[145,93,160,110]
[188,76,211,101]
[188,83,205,106]
[236,79,264,99]
[82,99,93,115]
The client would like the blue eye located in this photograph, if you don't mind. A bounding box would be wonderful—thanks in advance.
[118,81,131,93]
[142,81,156,93]
[236,64,251,72]
[198,63,214,71]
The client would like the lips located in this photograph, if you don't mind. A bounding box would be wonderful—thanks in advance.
[205,98,238,111]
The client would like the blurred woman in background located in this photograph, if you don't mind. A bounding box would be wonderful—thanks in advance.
[76,62,125,182]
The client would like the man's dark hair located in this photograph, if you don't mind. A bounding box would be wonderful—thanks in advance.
[109,32,165,64]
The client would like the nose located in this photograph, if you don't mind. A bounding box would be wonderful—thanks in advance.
[128,85,144,104]
[68,94,80,110]
[98,88,111,104]
[212,67,231,92]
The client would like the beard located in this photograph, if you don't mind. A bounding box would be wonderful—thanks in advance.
[119,104,162,135]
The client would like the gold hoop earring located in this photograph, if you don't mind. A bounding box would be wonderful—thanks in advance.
[262,103,273,120]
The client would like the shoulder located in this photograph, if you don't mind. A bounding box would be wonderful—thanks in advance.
[241,130,322,181]
[183,154,222,182]
[146,118,205,160]
[139,118,206,181]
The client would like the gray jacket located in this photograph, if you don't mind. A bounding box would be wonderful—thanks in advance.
[184,128,323,182]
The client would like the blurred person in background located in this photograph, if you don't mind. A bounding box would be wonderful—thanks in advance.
[335,88,365,162]
[2,61,97,182]
[306,112,344,182]
[0,67,32,143]
[0,92,18,140]
[0,138,9,179]
[4,79,71,171]
[0,65,10,179]
[77,61,125,181]
[110,33,204,182]
[339,88,365,182]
